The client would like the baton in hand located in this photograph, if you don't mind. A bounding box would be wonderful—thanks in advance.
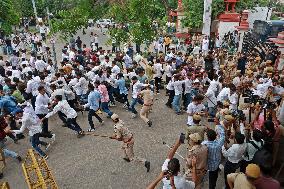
[162,141,185,160]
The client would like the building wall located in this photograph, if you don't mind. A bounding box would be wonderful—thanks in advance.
[218,21,240,38]
[247,7,272,28]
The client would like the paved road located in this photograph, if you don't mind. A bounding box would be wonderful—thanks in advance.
[3,90,225,189]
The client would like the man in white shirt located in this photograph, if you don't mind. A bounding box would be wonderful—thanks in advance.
[11,66,21,79]
[111,61,120,76]
[35,56,48,73]
[134,53,143,64]
[165,79,175,107]
[165,61,173,85]
[123,52,133,69]
[26,75,41,108]
[39,24,46,41]
[222,132,247,189]
[217,87,230,103]
[129,76,147,118]
[232,71,242,87]
[240,129,263,173]
[215,35,221,48]
[187,95,206,126]
[73,72,89,102]
[172,75,185,114]
[94,34,99,50]
[42,95,85,138]
[146,137,196,189]
[209,74,221,96]
[202,36,209,55]
[228,85,238,111]
[13,103,51,159]
[68,49,75,61]
[35,86,54,139]
[184,74,193,108]
[153,60,163,94]
[21,64,33,78]
[205,85,217,118]
[192,44,201,56]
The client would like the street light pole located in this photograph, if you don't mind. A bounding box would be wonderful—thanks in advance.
[50,37,58,72]
[46,0,57,72]
[31,0,38,19]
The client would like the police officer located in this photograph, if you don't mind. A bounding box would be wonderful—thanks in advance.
[186,114,207,141]
[139,85,154,127]
[185,133,208,189]
[110,114,151,172]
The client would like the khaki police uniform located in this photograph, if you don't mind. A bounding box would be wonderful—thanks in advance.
[139,89,154,124]
[186,114,206,141]
[184,133,208,189]
[113,120,147,164]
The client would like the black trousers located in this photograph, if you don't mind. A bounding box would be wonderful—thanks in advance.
[209,169,219,189]
[66,118,82,133]
[154,77,162,93]
[166,76,171,85]
[9,118,24,140]
[88,109,103,129]
[224,161,239,189]
[68,99,76,110]
[166,90,174,107]
[58,111,67,124]
[116,93,129,106]
[239,159,251,173]
[31,96,37,109]
[37,114,52,138]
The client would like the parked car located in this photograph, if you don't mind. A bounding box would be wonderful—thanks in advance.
[96,19,115,28]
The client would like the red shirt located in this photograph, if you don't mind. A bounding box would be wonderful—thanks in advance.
[255,176,280,189]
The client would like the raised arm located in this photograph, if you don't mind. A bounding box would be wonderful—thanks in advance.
[146,172,165,189]
[167,139,181,160]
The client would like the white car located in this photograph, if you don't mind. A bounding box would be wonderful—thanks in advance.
[96,19,115,28]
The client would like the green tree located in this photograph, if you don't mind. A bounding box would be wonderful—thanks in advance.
[51,0,109,40]
[0,0,20,34]
[183,0,271,29]
[108,0,166,45]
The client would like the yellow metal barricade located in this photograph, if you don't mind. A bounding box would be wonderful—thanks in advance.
[22,149,58,189]
[0,182,10,189]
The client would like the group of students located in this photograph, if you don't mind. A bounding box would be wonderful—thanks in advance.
[0,25,283,189]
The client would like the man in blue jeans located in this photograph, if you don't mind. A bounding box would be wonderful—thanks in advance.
[97,81,113,118]
[201,118,225,189]
[115,73,130,108]
[171,74,185,115]
[129,76,146,118]
[12,103,52,160]
[84,83,103,132]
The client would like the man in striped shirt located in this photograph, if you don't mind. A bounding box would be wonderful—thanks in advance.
[201,117,225,189]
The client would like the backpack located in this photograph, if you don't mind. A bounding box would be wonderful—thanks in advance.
[252,140,273,167]
[245,140,262,159]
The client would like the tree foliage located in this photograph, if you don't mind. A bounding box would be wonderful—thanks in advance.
[107,0,171,44]
[51,0,109,40]
[183,0,273,29]
[0,0,20,34]
[3,0,280,40]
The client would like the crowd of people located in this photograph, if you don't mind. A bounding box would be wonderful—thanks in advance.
[0,22,283,189]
